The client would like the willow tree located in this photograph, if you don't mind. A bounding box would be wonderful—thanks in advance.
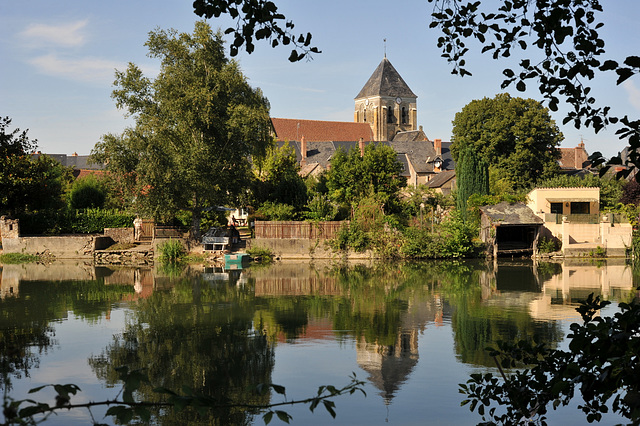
[92,22,272,238]
[456,147,489,219]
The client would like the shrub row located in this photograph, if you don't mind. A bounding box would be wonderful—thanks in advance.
[18,209,136,235]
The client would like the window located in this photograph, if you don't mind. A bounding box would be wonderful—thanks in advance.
[550,202,563,214]
[387,106,394,123]
[401,107,407,124]
[570,202,590,214]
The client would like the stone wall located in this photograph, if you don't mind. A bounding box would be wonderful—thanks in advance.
[0,216,19,240]
[0,216,133,259]
[104,227,135,244]
[1,234,110,259]
[94,249,153,265]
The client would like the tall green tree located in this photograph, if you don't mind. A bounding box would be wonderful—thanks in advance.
[451,94,562,190]
[326,143,406,213]
[455,147,489,218]
[91,22,272,238]
[253,142,307,210]
[0,117,69,218]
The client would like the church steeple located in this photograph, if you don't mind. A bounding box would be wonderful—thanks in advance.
[354,58,417,141]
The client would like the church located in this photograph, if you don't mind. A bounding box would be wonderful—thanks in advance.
[271,56,456,192]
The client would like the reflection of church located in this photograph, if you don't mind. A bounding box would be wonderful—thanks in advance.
[356,331,418,405]
[355,299,448,404]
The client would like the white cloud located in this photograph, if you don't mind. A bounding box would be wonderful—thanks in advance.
[29,54,123,84]
[623,80,640,111]
[21,20,89,47]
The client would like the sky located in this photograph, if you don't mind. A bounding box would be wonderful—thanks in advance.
[2,1,640,160]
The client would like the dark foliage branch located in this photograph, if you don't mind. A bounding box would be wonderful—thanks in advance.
[460,292,640,425]
[2,367,365,425]
[192,0,320,62]
[426,0,640,177]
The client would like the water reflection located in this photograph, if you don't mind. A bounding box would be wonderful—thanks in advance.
[0,259,636,424]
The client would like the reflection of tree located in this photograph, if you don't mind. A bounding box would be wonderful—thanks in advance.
[89,277,274,425]
[442,263,564,367]
[0,279,133,392]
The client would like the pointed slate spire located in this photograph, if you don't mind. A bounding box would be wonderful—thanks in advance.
[355,58,417,99]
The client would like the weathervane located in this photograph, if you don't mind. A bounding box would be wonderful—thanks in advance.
[384,38,387,58]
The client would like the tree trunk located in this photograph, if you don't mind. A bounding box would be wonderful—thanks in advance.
[191,208,202,241]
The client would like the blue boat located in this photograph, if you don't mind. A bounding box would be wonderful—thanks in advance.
[224,253,249,270]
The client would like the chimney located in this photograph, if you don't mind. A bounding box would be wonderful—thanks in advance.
[359,138,365,157]
[300,136,307,166]
[434,138,442,155]
[72,152,78,156]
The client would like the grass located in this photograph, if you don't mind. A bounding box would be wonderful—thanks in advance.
[0,253,40,264]
[158,239,186,262]
[246,246,274,263]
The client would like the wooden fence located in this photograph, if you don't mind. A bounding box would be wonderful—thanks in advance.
[254,221,347,240]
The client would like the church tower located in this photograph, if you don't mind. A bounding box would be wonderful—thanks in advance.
[354,57,418,141]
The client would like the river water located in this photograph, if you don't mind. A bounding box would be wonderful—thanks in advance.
[0,259,636,425]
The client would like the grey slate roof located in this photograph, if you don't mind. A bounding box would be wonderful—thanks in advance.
[396,153,411,177]
[426,170,456,189]
[279,138,438,177]
[479,202,543,226]
[440,141,455,171]
[31,153,105,170]
[392,130,427,142]
[388,140,438,174]
[355,58,417,99]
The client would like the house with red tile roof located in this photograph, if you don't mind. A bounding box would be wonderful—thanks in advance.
[558,141,591,171]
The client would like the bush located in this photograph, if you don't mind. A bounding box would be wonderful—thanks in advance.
[246,245,274,263]
[438,212,481,258]
[68,175,107,209]
[18,209,135,235]
[538,235,560,253]
[71,209,136,234]
[401,227,442,258]
[158,239,185,262]
[304,194,337,221]
[630,230,640,259]
[332,222,370,252]
[257,201,296,221]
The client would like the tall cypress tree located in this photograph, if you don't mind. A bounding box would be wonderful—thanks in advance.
[456,147,489,219]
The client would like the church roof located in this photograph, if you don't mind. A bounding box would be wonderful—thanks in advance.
[392,130,428,142]
[355,57,417,100]
[271,118,373,142]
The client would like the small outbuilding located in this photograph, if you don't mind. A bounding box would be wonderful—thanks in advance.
[479,202,544,258]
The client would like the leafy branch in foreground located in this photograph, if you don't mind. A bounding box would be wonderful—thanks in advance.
[426,0,640,177]
[2,366,365,425]
[460,292,640,425]
[192,0,320,62]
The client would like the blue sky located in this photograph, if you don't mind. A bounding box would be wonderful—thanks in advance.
[2,1,639,160]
